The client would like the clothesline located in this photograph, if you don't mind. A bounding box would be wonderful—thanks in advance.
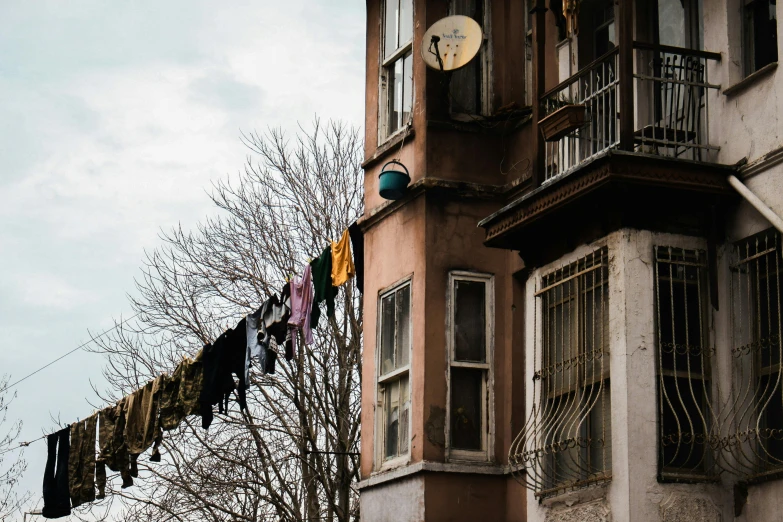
[0,312,142,396]
[36,221,365,518]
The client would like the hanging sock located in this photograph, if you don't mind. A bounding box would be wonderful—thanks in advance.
[42,428,71,519]
[331,229,355,287]
[348,221,364,295]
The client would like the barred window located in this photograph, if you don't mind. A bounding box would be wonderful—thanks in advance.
[654,247,717,481]
[728,229,783,480]
[518,248,611,496]
[378,281,412,463]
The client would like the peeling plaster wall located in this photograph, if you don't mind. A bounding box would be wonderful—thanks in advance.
[525,229,734,522]
[704,0,782,166]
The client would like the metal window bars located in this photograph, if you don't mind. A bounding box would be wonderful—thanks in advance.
[654,247,720,482]
[509,248,611,496]
[633,44,721,162]
[721,230,783,482]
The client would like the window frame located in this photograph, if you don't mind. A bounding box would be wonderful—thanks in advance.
[447,0,493,117]
[378,0,415,144]
[445,271,495,462]
[742,0,778,77]
[375,276,413,470]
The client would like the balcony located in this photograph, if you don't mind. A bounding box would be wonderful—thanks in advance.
[541,43,722,183]
[478,36,736,264]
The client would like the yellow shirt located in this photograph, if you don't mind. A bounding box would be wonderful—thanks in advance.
[331,229,356,287]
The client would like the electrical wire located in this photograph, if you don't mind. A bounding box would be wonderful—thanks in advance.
[0,312,141,396]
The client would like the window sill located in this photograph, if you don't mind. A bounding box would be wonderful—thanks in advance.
[362,126,414,169]
[723,62,778,97]
[358,460,507,490]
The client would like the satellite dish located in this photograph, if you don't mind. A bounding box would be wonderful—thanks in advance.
[421,15,483,72]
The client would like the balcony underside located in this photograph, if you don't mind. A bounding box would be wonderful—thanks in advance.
[479,150,737,266]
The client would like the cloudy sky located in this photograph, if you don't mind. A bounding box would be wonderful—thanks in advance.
[0,0,364,515]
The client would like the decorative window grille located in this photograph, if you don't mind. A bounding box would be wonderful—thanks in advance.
[510,248,611,496]
[447,272,493,461]
[378,282,412,463]
[726,229,783,481]
[654,247,718,481]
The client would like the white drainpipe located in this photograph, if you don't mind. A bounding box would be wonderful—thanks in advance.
[727,174,783,234]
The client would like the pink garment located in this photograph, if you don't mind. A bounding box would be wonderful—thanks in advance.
[289,264,314,345]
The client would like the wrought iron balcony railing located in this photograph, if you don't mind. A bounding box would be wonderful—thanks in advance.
[539,43,721,184]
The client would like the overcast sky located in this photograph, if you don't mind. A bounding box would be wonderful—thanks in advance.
[0,1,364,516]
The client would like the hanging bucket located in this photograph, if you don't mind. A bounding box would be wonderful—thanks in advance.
[378,160,411,201]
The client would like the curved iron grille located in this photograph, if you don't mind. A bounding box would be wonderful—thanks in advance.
[510,248,611,496]
[721,230,783,481]
[654,247,719,481]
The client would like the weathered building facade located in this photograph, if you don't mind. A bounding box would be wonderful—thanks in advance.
[357,0,782,520]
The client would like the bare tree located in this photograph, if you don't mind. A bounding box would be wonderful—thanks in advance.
[0,376,30,521]
[85,120,363,522]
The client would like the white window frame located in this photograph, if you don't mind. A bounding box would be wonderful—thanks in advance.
[375,276,413,471]
[447,0,494,118]
[445,271,495,462]
[378,0,414,144]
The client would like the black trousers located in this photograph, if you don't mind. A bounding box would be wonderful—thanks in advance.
[42,428,71,519]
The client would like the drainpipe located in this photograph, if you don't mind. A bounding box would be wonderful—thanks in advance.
[727,174,783,234]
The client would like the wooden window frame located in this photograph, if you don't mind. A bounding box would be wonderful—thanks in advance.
[379,0,414,144]
[445,271,495,463]
[375,276,413,471]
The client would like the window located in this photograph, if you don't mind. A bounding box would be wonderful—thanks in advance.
[653,247,717,481]
[447,272,493,461]
[377,281,411,464]
[448,0,491,115]
[521,248,611,496]
[381,0,414,139]
[743,0,778,75]
[524,0,533,106]
[728,229,783,480]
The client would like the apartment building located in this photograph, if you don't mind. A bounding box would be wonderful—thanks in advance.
[357,0,782,520]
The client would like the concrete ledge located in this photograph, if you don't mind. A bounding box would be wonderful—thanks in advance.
[739,145,783,180]
[356,460,508,490]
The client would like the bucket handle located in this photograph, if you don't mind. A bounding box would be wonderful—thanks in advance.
[379,160,410,178]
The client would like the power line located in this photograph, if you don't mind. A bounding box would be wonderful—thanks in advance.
[0,312,141,396]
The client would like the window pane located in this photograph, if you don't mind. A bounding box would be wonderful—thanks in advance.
[385,0,398,59]
[745,0,778,74]
[450,0,482,114]
[385,379,400,458]
[381,293,396,375]
[399,0,413,45]
[399,376,410,454]
[388,58,404,135]
[396,285,411,369]
[454,280,486,362]
[402,53,413,126]
[450,367,484,450]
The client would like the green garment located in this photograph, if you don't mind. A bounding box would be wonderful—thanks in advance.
[159,352,204,431]
[310,245,339,328]
[124,376,164,457]
[97,399,132,491]
[68,415,97,508]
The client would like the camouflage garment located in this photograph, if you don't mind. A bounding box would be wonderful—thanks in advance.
[68,415,97,508]
[159,351,204,431]
[97,399,132,492]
